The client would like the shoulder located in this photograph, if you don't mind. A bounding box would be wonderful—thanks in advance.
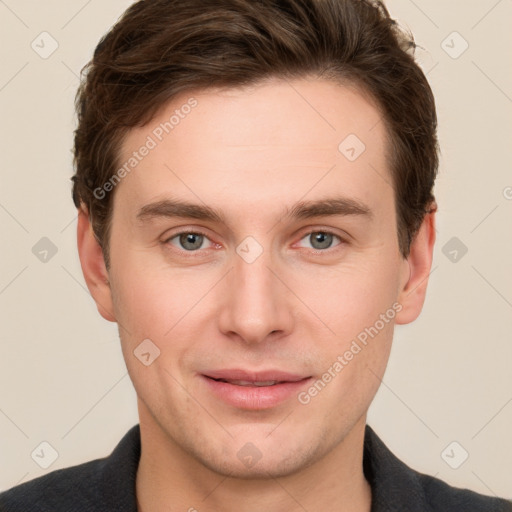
[417,471,512,512]
[0,425,140,512]
[364,424,512,512]
[0,459,107,512]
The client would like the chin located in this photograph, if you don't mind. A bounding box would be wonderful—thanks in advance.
[202,452,316,480]
[191,433,323,480]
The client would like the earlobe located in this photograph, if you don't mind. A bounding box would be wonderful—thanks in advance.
[76,207,116,322]
[395,204,437,325]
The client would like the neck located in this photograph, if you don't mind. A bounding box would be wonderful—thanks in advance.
[135,407,372,512]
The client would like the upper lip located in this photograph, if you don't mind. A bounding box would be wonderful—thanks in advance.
[203,369,310,383]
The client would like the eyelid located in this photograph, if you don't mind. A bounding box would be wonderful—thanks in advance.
[163,228,211,242]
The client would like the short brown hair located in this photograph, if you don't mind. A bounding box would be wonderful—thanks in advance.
[71,0,439,269]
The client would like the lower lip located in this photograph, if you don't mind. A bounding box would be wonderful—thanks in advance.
[201,375,312,410]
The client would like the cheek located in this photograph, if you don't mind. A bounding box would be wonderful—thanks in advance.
[109,249,217,343]
[294,262,397,420]
[291,252,401,342]
[109,257,210,402]
[111,273,164,337]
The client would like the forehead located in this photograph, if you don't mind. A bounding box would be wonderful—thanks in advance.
[114,78,391,219]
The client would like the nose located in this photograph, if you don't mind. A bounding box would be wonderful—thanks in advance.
[217,244,294,345]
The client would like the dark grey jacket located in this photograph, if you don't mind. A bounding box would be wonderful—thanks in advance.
[1,424,510,511]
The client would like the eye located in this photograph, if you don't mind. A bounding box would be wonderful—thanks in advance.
[165,231,213,251]
[296,230,343,251]
[163,229,344,254]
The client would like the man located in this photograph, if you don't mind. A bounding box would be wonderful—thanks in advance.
[1,0,510,510]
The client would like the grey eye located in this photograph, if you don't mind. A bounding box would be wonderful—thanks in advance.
[308,232,336,250]
[168,232,208,251]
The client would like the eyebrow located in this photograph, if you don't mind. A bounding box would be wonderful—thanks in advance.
[136,196,373,224]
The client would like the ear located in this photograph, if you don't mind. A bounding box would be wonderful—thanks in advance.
[76,207,116,322]
[395,203,437,325]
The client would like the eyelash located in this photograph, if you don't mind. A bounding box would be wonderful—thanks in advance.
[163,228,346,256]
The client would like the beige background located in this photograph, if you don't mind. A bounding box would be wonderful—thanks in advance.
[1,0,511,500]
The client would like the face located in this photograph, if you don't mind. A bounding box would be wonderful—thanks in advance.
[81,77,426,478]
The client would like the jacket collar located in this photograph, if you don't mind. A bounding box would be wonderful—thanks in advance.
[363,424,427,511]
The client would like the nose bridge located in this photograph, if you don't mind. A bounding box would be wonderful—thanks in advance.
[218,240,292,344]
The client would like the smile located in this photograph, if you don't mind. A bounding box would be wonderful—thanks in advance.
[201,370,312,409]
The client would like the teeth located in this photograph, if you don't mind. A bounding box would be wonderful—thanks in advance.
[222,379,279,387]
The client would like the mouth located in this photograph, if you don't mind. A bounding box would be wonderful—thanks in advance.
[200,369,312,409]
[208,378,286,387]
